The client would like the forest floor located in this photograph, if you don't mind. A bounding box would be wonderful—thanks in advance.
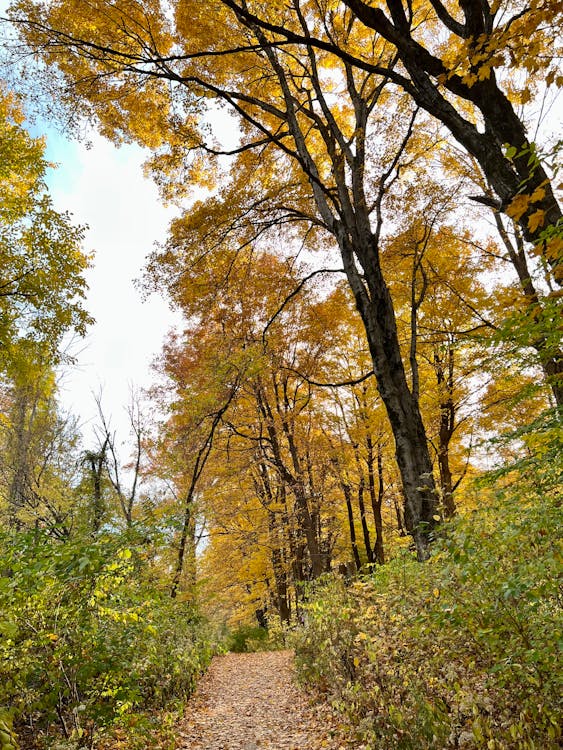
[175,650,358,750]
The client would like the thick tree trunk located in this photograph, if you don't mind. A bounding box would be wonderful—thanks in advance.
[341,235,438,560]
[88,443,107,534]
[257,21,439,560]
[343,0,563,286]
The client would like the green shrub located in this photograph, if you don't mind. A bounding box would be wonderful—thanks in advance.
[226,625,269,653]
[294,423,562,749]
[0,530,215,748]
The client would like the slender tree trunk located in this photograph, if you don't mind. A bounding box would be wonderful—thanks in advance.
[7,391,31,527]
[257,380,328,577]
[342,481,362,571]
[171,492,196,597]
[494,215,563,407]
[394,492,407,537]
[357,477,374,564]
[369,440,386,565]
[434,348,457,518]
[268,512,291,624]
[291,480,327,577]
[170,386,238,598]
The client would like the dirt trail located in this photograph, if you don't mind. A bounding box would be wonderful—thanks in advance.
[176,650,356,750]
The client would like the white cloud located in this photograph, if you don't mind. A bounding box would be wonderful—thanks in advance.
[49,131,181,442]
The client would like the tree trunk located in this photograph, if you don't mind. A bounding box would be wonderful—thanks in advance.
[369,440,386,565]
[394,493,407,537]
[268,512,292,624]
[256,381,328,577]
[340,234,438,560]
[434,348,457,518]
[357,477,374,564]
[343,0,563,286]
[494,215,563,408]
[342,481,362,571]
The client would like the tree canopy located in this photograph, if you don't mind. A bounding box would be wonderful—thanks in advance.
[0,84,92,371]
[0,4,561,747]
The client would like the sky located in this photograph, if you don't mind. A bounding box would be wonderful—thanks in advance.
[42,126,181,444]
[0,1,185,441]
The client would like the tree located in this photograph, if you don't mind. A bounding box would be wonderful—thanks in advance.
[3,0,440,559]
[0,83,92,370]
[0,343,83,538]
[153,249,345,610]
[220,0,563,282]
[8,0,560,559]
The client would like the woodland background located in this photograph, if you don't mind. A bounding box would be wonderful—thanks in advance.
[0,0,561,748]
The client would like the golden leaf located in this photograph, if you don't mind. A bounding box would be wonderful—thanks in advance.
[527,209,545,233]
[478,64,491,81]
[530,185,546,203]
[461,71,478,87]
[545,237,563,261]
[507,194,531,221]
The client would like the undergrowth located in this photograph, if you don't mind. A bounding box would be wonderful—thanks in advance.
[0,531,217,749]
[294,413,562,749]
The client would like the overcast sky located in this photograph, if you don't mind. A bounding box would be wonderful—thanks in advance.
[43,126,181,444]
[0,0,185,442]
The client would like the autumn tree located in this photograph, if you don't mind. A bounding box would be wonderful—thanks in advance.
[0,343,83,538]
[152,249,347,612]
[7,0,561,559]
[380,195,497,514]
[0,82,91,371]
[322,373,391,567]
[216,0,562,280]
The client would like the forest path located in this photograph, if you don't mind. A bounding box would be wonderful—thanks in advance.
[176,650,356,750]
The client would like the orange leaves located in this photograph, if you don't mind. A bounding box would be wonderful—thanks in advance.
[440,31,508,89]
[530,185,547,204]
[506,194,531,222]
[437,0,561,100]
[527,209,546,234]
[506,181,548,231]
[545,236,563,266]
[545,70,563,88]
[506,198,545,235]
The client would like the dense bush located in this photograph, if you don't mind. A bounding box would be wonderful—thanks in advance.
[294,425,562,749]
[225,625,269,653]
[0,530,216,748]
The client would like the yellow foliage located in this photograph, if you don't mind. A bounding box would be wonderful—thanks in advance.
[527,208,545,233]
[506,193,531,221]
[529,185,546,205]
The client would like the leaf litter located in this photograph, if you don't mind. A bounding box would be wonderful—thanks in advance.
[176,650,359,749]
